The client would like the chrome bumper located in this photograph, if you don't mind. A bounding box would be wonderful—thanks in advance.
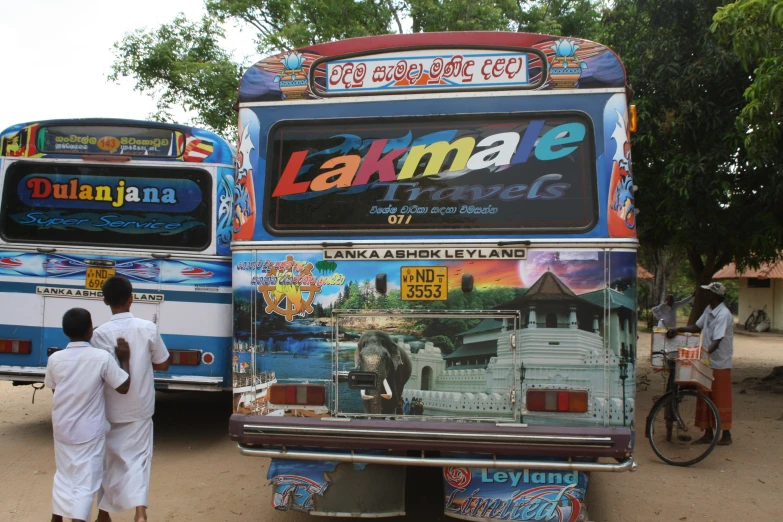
[153,375,224,392]
[238,445,637,472]
[230,415,634,460]
[0,366,45,383]
[0,367,223,391]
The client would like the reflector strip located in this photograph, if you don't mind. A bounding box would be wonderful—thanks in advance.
[268,384,326,406]
[168,350,200,365]
[0,339,32,354]
[526,390,589,413]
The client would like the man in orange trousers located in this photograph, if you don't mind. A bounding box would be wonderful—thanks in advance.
[668,282,734,446]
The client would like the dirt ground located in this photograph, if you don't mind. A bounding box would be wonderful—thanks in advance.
[1,332,781,522]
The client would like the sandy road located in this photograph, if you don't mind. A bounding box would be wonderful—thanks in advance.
[1,333,781,521]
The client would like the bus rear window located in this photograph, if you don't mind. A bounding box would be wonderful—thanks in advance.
[265,113,597,235]
[1,162,212,250]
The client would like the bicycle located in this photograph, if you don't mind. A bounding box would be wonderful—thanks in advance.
[645,350,721,466]
[744,305,768,331]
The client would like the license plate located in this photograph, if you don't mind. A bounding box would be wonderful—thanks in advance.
[401,266,448,301]
[85,267,116,290]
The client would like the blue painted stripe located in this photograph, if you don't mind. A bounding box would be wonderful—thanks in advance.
[0,281,232,304]
[0,325,232,384]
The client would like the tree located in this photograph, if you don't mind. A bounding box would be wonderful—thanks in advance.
[109,15,243,137]
[604,0,783,322]
[110,1,604,137]
[712,0,783,161]
[206,0,397,52]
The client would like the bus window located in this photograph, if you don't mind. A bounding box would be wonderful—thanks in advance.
[1,162,212,250]
[266,114,596,235]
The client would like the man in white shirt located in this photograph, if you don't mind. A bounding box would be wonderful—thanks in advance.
[652,293,695,328]
[45,308,131,522]
[668,282,734,446]
[93,276,169,522]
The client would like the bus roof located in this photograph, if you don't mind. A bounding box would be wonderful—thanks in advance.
[0,118,233,164]
[238,31,627,104]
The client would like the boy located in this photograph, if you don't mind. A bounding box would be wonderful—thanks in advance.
[92,276,169,522]
[45,308,131,522]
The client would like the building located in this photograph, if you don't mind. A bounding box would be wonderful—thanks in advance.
[401,270,636,427]
[714,260,783,330]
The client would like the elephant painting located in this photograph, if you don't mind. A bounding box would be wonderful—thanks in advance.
[354,331,412,415]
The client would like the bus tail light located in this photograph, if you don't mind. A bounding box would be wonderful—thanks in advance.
[169,350,201,365]
[269,384,326,406]
[0,339,32,354]
[526,390,588,413]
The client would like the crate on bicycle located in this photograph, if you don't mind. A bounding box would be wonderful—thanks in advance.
[651,327,700,368]
[674,358,713,391]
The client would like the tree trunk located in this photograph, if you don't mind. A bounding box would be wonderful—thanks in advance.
[686,247,733,324]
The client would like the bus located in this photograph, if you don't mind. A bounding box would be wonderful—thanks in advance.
[0,119,237,393]
[229,32,638,519]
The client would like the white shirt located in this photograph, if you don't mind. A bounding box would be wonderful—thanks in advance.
[44,342,129,444]
[652,295,694,328]
[696,302,734,369]
[92,312,169,423]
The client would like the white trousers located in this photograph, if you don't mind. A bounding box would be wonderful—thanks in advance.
[97,418,153,513]
[53,435,105,520]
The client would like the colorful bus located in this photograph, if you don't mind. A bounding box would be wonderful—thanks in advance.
[0,119,236,392]
[229,32,638,519]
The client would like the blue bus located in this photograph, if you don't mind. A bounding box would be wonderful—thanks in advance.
[0,119,235,392]
[228,32,639,519]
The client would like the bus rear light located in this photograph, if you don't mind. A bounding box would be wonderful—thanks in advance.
[526,390,588,413]
[269,384,326,406]
[169,350,201,365]
[0,339,32,354]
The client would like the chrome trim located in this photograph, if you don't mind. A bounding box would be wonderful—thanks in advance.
[310,511,406,518]
[0,365,46,374]
[230,239,640,251]
[242,424,614,448]
[238,445,637,472]
[154,375,223,391]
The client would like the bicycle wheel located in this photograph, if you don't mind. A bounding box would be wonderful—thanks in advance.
[648,390,721,466]
[745,313,756,331]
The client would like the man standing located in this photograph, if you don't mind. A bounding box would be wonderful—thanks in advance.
[45,308,131,522]
[652,293,695,328]
[667,282,734,446]
[93,276,170,522]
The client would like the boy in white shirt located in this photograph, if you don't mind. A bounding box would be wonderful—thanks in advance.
[93,276,169,522]
[45,308,131,522]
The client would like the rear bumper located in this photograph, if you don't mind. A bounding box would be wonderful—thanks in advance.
[237,445,636,472]
[230,414,634,462]
[153,375,224,392]
[0,366,224,391]
[0,365,45,383]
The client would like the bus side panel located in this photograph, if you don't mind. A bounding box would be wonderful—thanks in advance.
[155,257,233,389]
[232,248,637,430]
[0,251,47,380]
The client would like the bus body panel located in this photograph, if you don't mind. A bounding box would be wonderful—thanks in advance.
[0,120,235,390]
[229,32,637,516]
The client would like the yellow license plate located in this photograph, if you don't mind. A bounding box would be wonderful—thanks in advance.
[85,267,116,290]
[401,266,448,301]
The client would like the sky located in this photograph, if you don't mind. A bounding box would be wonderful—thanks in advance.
[0,1,257,133]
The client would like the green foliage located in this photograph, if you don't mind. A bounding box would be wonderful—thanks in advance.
[109,15,243,138]
[110,1,604,137]
[604,0,783,321]
[207,0,396,53]
[712,0,783,160]
[409,0,515,32]
[428,334,455,354]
